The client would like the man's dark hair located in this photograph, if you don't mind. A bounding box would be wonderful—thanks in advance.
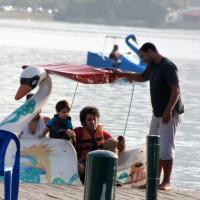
[56,100,71,112]
[80,106,100,126]
[139,42,158,53]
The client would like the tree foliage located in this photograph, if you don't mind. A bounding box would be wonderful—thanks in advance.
[54,0,167,27]
[1,0,192,27]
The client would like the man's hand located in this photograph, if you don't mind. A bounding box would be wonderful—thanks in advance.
[117,135,126,152]
[112,69,134,82]
[162,109,172,124]
[112,69,123,77]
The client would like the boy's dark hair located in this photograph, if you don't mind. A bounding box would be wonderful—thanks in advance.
[26,93,34,100]
[56,100,71,113]
[139,42,158,53]
[80,106,100,126]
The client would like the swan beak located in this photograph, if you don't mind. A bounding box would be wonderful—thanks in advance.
[15,85,32,100]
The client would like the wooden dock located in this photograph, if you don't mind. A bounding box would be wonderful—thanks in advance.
[0,184,199,200]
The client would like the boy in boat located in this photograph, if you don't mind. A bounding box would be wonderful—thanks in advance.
[109,44,122,67]
[41,100,75,139]
[19,93,50,139]
[70,106,125,183]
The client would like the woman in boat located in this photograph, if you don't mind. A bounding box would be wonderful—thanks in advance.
[72,106,125,183]
[19,94,50,139]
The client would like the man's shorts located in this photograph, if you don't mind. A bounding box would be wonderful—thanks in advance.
[149,114,182,160]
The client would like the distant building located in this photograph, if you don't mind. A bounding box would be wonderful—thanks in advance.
[183,7,200,22]
[166,6,200,23]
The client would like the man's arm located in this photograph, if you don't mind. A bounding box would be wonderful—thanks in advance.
[162,83,180,124]
[120,72,147,82]
[103,131,126,152]
[103,130,113,140]
[113,71,148,82]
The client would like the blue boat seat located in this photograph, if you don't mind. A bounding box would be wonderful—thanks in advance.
[87,51,113,68]
[0,129,20,200]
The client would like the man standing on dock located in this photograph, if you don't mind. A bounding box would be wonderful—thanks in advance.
[114,42,184,190]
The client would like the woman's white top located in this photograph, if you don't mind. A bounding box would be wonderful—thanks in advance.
[21,116,46,138]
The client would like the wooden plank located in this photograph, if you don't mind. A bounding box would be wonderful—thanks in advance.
[0,184,199,200]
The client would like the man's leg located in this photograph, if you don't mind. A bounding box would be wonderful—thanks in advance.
[158,115,181,190]
[158,160,163,181]
[158,159,173,190]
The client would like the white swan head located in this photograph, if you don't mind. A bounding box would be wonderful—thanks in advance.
[15,66,47,100]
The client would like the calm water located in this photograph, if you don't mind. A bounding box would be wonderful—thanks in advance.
[0,19,200,189]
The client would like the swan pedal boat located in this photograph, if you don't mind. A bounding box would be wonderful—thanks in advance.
[0,63,145,185]
[87,34,147,73]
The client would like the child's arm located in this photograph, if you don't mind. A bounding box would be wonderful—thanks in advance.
[65,117,75,137]
[66,129,76,146]
[66,118,73,130]
[66,129,76,138]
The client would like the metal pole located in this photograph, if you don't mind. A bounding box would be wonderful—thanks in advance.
[84,150,118,200]
[146,135,160,200]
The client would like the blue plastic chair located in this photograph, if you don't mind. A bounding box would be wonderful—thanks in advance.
[0,129,20,200]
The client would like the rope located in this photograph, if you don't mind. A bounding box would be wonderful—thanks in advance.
[70,82,79,109]
[123,83,135,136]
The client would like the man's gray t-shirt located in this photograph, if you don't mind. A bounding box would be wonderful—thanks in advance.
[142,57,184,117]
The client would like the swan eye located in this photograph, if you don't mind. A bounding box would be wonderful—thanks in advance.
[20,75,40,89]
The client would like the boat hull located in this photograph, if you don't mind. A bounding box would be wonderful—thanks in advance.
[18,138,145,185]
[19,138,82,185]
[87,52,146,73]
